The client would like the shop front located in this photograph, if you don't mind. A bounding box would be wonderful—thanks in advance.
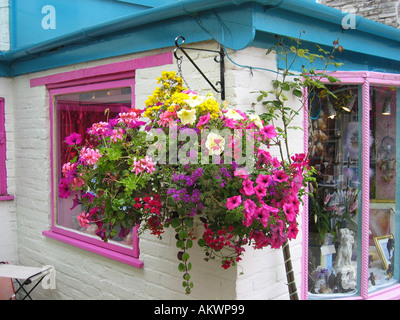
[305,72,400,299]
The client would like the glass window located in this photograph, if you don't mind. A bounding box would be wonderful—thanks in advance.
[368,86,396,291]
[52,83,137,252]
[307,80,400,299]
[308,85,361,297]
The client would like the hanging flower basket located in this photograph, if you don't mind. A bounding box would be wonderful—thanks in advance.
[59,71,310,294]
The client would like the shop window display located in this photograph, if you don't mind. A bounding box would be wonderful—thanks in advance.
[307,84,397,297]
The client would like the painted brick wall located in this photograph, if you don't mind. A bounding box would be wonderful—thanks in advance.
[325,0,400,28]
[9,41,304,300]
[0,0,9,51]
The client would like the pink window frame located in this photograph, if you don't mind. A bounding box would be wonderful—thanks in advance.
[31,52,173,268]
[301,71,400,300]
[0,97,13,200]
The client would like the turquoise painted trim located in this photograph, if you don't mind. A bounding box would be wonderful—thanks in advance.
[253,5,400,67]
[2,0,400,76]
[9,17,212,76]
[10,0,152,49]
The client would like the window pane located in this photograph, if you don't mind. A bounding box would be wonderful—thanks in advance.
[308,85,360,297]
[369,86,396,291]
[55,87,132,245]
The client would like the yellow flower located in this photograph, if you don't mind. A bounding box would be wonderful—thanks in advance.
[177,108,196,126]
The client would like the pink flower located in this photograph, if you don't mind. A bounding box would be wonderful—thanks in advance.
[256,174,271,187]
[243,199,257,227]
[58,179,72,199]
[240,179,254,196]
[65,132,82,146]
[131,156,156,175]
[257,149,272,165]
[109,128,124,143]
[226,195,242,210]
[80,147,102,165]
[77,211,90,228]
[196,113,211,128]
[259,125,277,141]
[62,162,77,177]
[254,184,267,198]
[272,170,289,183]
[258,204,279,227]
[158,111,176,127]
[233,167,249,179]
[287,223,299,240]
[283,203,296,222]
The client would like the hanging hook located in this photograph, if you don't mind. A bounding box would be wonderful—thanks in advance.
[173,36,225,100]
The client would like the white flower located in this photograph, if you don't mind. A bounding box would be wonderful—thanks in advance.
[177,108,197,126]
[185,94,205,109]
[225,108,244,120]
[205,132,225,155]
[248,114,263,129]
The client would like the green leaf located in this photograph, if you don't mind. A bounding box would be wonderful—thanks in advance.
[198,238,206,247]
[178,263,186,272]
[186,239,193,249]
[292,89,303,98]
[171,218,181,228]
[182,252,190,262]
[184,218,193,228]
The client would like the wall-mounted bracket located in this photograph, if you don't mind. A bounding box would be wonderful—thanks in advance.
[174,36,225,100]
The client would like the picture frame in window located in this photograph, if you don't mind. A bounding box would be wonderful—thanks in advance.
[373,234,394,270]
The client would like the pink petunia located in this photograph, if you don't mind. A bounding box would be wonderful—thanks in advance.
[272,170,289,183]
[283,203,297,222]
[196,113,211,128]
[287,222,299,240]
[256,174,272,187]
[254,184,267,198]
[259,125,277,141]
[233,167,249,179]
[243,199,257,224]
[240,179,255,196]
[65,132,82,146]
[226,195,242,210]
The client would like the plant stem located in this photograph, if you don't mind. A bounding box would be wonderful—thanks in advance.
[282,241,298,300]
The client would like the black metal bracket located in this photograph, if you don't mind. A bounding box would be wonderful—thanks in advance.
[174,36,225,100]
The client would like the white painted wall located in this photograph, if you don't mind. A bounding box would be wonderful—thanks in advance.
[5,41,304,299]
[0,0,9,51]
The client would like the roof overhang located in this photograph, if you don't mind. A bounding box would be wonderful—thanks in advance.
[1,0,400,77]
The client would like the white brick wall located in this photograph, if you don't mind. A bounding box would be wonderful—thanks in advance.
[0,0,10,51]
[6,42,305,300]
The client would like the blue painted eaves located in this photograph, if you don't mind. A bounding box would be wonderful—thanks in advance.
[2,0,400,77]
[113,0,177,7]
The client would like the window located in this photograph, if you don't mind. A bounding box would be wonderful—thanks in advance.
[32,53,173,267]
[305,72,400,300]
